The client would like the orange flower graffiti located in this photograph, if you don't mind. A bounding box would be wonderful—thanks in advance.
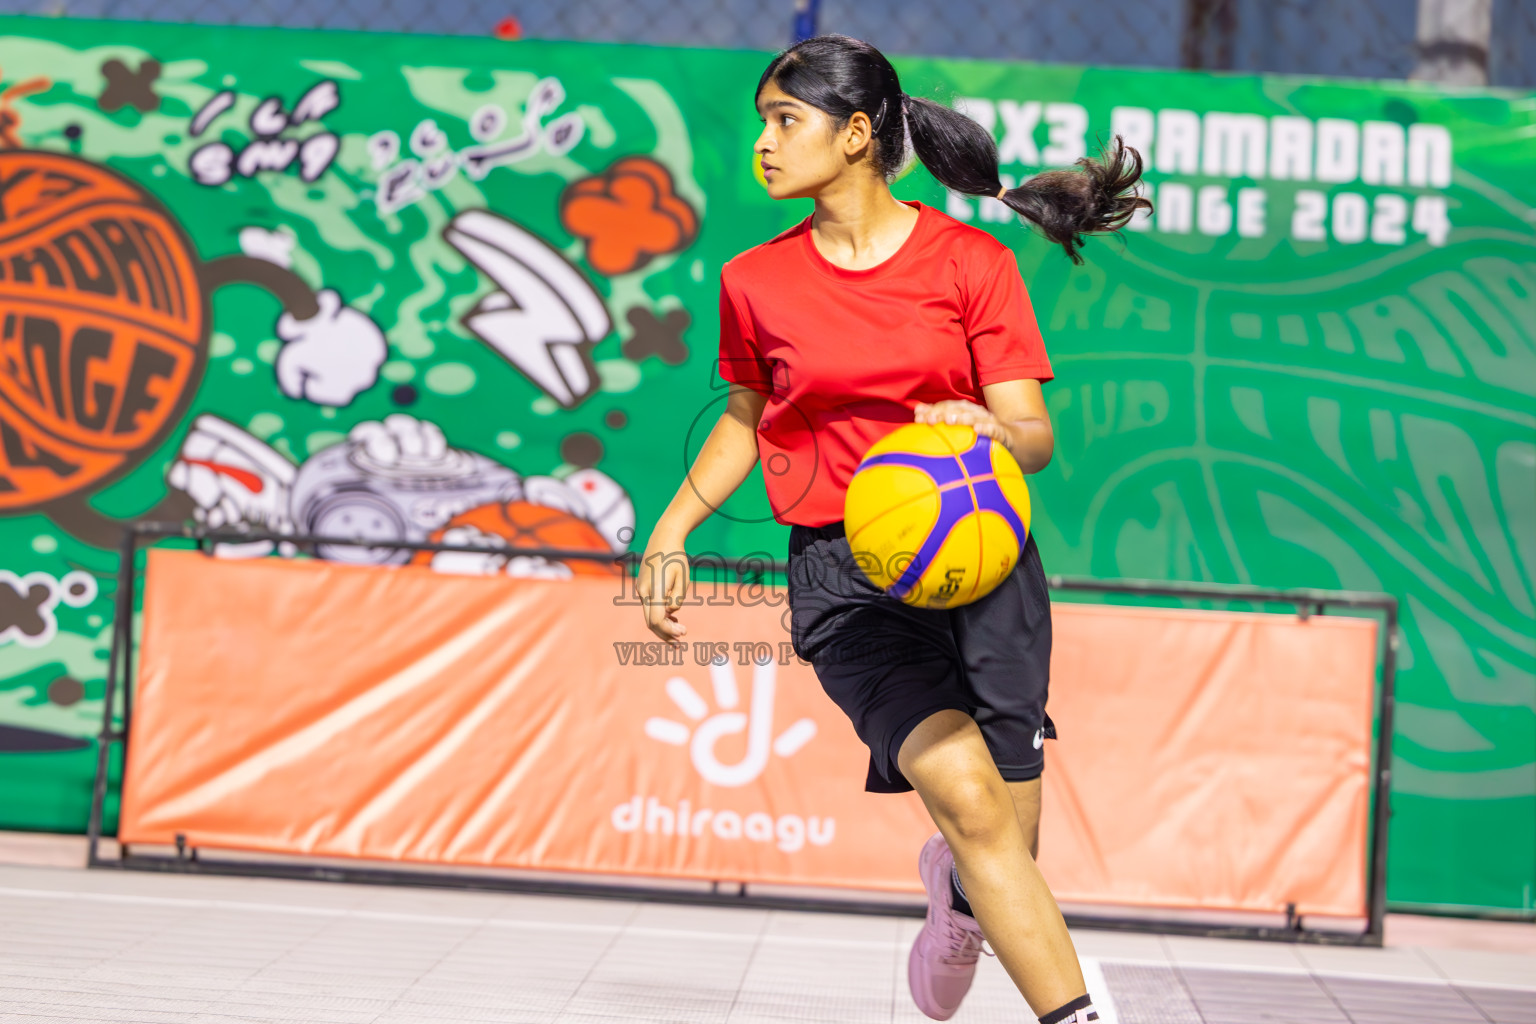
[559,156,700,277]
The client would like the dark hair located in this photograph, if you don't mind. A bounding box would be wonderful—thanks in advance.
[757,34,1152,265]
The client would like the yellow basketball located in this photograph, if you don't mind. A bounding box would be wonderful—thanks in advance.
[844,423,1031,609]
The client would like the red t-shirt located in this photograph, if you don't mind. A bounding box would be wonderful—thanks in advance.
[717,200,1053,527]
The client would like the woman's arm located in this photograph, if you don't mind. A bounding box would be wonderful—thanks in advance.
[640,385,768,641]
[914,378,1054,474]
[651,385,768,539]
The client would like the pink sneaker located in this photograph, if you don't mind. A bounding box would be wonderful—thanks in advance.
[908,832,986,1020]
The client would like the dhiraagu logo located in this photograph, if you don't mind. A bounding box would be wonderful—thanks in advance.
[612,657,836,853]
[643,659,816,786]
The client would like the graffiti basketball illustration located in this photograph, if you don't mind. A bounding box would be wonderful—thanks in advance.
[0,151,207,510]
[414,499,623,578]
[0,148,393,545]
[168,413,635,572]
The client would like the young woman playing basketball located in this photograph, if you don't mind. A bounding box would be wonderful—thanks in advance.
[639,35,1148,1024]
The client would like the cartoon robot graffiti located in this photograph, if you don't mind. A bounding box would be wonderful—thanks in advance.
[168,413,634,574]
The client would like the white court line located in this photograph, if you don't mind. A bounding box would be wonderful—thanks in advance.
[0,886,886,951]
[1082,952,1536,992]
[1079,957,1121,1024]
[5,886,1533,992]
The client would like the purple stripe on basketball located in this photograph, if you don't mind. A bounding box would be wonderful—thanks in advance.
[969,477,1028,540]
[849,427,1032,608]
[857,450,966,487]
[957,436,995,477]
[888,485,977,599]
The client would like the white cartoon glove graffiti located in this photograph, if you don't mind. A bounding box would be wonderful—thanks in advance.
[564,467,636,552]
[288,415,522,561]
[344,414,519,532]
[167,415,298,555]
[275,288,388,407]
[237,227,388,408]
[348,414,451,466]
[521,474,591,520]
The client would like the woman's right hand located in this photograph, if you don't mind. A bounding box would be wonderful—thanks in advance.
[639,530,691,645]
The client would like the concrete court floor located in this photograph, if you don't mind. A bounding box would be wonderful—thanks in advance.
[1,832,1533,1024]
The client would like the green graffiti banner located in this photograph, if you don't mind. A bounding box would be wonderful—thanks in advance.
[0,16,1531,914]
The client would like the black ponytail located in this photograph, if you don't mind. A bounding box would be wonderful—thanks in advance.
[759,35,1153,265]
[906,99,1150,264]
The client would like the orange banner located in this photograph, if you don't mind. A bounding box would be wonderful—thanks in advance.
[1042,603,1377,918]
[120,550,1378,916]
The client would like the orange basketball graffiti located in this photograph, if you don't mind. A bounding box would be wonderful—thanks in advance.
[412,499,623,577]
[559,156,699,276]
[0,151,208,509]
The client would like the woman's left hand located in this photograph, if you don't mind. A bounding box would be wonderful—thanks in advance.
[914,399,1010,446]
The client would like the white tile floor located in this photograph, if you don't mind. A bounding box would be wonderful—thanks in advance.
[0,861,1532,1023]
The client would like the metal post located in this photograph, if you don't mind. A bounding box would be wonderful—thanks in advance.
[1181,0,1237,71]
[792,0,821,45]
[1365,599,1401,945]
[1410,0,1492,85]
[118,535,138,781]
[86,527,139,866]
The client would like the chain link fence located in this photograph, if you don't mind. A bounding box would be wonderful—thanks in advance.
[5,0,1534,87]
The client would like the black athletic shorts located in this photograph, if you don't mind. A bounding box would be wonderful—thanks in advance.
[786,520,1055,794]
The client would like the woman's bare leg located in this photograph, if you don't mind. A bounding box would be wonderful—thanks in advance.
[898,710,1085,1016]
[1007,777,1042,859]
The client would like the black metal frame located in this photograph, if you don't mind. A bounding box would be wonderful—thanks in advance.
[88,522,1398,946]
